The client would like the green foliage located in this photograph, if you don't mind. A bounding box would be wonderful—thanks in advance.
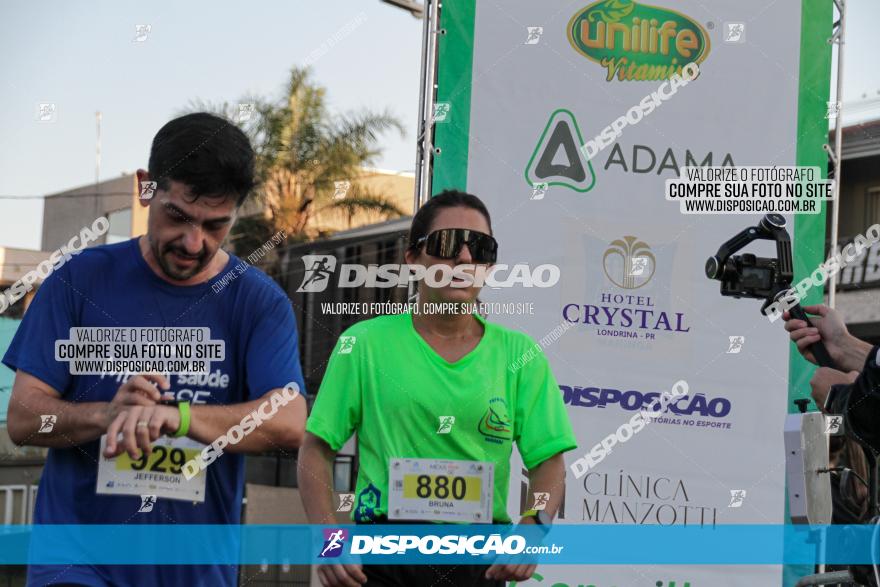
[181,66,406,261]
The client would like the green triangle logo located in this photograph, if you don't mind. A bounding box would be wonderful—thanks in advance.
[524,109,596,193]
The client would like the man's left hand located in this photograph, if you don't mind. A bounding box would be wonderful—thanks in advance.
[103,404,181,459]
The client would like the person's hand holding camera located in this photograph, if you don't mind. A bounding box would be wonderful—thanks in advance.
[783,305,872,371]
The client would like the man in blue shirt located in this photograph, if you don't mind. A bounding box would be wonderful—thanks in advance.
[4,112,307,586]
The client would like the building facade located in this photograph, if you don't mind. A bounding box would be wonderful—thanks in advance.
[830,118,880,344]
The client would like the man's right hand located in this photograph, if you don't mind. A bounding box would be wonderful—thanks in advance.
[810,366,860,411]
[316,564,366,587]
[104,373,171,427]
[782,305,850,366]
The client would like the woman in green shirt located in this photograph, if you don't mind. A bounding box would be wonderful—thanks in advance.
[299,190,577,587]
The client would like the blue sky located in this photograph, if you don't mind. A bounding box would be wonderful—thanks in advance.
[1,0,877,250]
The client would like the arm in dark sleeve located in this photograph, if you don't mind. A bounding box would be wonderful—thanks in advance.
[840,345,880,452]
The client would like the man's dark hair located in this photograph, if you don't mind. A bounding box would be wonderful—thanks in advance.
[148,112,256,206]
[407,189,493,249]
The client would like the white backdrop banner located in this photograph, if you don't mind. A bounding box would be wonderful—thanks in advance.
[431,1,832,586]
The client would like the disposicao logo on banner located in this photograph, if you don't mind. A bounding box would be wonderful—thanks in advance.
[568,0,711,81]
[319,529,348,558]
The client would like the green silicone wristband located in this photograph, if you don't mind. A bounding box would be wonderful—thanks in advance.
[173,402,191,438]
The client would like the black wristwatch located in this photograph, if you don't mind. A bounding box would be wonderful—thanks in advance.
[522,509,553,534]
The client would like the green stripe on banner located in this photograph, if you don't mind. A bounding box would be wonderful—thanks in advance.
[790,0,834,402]
[785,0,833,585]
[431,0,475,194]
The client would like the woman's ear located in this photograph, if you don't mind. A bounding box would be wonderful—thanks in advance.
[404,247,418,266]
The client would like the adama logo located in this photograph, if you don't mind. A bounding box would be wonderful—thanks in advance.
[524,109,597,193]
[568,0,710,81]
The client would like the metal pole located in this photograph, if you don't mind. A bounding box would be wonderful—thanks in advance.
[409,0,439,306]
[95,111,102,233]
[828,0,845,308]
[412,0,430,215]
[413,0,439,215]
[95,111,102,186]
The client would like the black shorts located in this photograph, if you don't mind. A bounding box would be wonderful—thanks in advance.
[363,563,503,587]
[355,517,506,587]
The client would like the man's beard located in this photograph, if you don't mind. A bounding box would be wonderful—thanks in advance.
[152,239,209,281]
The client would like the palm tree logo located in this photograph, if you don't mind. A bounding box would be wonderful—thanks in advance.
[602,236,655,289]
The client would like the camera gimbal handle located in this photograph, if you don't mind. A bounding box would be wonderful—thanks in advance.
[782,300,837,370]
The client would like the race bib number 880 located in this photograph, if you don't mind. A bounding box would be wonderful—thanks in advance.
[404,473,481,502]
[388,458,493,523]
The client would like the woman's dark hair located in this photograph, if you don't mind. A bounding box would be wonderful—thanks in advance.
[407,189,493,250]
[148,112,256,207]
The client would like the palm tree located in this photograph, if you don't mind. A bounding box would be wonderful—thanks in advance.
[181,66,407,256]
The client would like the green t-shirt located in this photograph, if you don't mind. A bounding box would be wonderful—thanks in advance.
[306,311,578,523]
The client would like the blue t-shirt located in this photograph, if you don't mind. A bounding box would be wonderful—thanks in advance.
[3,237,306,587]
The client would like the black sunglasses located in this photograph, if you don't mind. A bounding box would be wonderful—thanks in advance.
[413,228,498,264]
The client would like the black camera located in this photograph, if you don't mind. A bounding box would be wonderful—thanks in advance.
[710,253,780,299]
[706,213,835,368]
[705,213,793,304]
